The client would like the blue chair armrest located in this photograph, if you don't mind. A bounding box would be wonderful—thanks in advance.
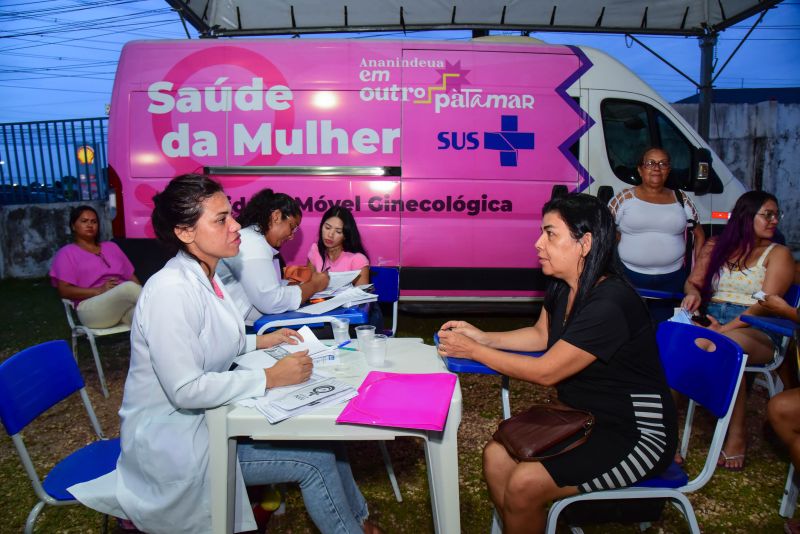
[253,304,369,334]
[636,288,685,301]
[433,332,542,374]
[740,315,798,338]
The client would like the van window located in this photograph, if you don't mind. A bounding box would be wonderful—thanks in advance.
[601,99,699,191]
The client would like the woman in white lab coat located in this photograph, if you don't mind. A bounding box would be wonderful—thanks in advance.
[70,174,377,534]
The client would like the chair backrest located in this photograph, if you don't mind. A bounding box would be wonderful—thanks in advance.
[370,266,399,304]
[62,299,79,330]
[656,322,744,418]
[785,284,800,308]
[0,340,85,436]
[657,322,746,491]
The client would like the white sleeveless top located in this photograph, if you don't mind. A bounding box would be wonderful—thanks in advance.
[713,243,776,306]
[609,188,699,275]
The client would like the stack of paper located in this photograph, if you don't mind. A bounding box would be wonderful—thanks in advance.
[309,271,370,300]
[246,325,336,364]
[298,287,377,315]
[235,329,358,424]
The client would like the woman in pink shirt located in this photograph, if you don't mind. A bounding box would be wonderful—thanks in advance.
[307,207,370,285]
[50,205,141,328]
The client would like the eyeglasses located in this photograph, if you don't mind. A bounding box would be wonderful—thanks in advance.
[288,220,300,235]
[642,160,671,170]
[757,210,784,222]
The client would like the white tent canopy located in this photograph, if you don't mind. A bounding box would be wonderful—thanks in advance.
[166,0,781,37]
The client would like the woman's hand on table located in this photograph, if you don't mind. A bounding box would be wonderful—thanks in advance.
[437,328,480,359]
[439,320,488,345]
[264,350,313,388]
[258,328,303,349]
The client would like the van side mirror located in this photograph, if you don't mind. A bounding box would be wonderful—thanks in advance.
[692,148,712,196]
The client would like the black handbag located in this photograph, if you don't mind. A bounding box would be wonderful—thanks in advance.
[492,404,594,462]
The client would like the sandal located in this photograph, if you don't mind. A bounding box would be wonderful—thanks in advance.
[717,449,746,471]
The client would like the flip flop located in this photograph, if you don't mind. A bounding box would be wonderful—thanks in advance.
[717,449,746,471]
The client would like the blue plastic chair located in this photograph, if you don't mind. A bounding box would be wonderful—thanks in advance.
[741,284,800,398]
[252,304,369,335]
[370,266,400,336]
[740,285,800,519]
[532,322,746,534]
[434,331,543,419]
[0,340,121,534]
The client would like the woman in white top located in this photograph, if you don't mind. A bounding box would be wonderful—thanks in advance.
[608,146,705,322]
[683,190,794,471]
[218,189,329,321]
[70,175,379,534]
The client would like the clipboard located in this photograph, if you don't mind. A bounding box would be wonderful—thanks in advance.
[336,371,457,431]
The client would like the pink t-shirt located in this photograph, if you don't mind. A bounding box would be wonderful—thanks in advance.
[307,242,369,272]
[50,242,135,303]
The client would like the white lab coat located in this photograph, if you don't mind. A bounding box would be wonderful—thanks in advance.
[218,225,302,318]
[70,251,266,534]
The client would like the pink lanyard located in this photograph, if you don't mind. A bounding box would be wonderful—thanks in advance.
[211,279,225,300]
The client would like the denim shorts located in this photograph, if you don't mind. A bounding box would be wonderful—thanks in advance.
[706,301,784,347]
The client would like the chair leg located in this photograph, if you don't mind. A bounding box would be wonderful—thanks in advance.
[669,493,701,534]
[71,332,79,361]
[781,464,799,518]
[378,441,402,502]
[86,333,109,398]
[25,501,45,534]
[501,375,511,420]
[680,399,696,460]
[490,508,502,534]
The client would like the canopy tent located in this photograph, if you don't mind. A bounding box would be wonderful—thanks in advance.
[165,0,781,37]
[164,0,783,138]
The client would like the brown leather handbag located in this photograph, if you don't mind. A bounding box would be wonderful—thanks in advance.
[492,404,594,462]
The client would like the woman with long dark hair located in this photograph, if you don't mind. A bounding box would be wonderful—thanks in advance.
[217,188,329,320]
[307,206,370,285]
[437,193,677,533]
[682,190,794,470]
[70,174,380,534]
[50,204,141,328]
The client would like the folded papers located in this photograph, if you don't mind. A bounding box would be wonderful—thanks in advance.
[235,327,357,423]
[298,287,377,315]
[336,371,457,431]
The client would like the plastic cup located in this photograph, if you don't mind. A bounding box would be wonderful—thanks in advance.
[355,325,376,349]
[364,334,388,367]
[332,318,350,345]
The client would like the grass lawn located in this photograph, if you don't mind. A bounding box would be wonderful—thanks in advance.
[0,277,794,533]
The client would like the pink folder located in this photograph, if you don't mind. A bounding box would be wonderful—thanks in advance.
[336,371,458,431]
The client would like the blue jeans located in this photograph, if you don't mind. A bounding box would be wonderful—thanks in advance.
[238,441,368,533]
[624,266,687,325]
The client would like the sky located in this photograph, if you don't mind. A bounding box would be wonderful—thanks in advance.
[0,0,799,124]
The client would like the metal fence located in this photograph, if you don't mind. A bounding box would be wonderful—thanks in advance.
[0,117,109,205]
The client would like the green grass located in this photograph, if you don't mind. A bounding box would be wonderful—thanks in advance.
[0,278,794,533]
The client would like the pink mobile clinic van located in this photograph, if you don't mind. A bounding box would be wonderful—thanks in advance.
[108,37,743,299]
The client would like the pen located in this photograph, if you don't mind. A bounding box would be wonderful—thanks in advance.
[336,340,352,349]
[338,347,357,352]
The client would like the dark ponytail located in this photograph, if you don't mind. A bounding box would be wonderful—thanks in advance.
[237,188,301,235]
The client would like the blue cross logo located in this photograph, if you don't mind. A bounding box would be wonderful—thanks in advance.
[483,115,535,167]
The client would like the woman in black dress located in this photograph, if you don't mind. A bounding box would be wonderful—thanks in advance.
[437,193,677,533]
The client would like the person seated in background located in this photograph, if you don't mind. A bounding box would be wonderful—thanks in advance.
[761,289,800,534]
[69,174,381,534]
[437,193,677,534]
[307,206,370,285]
[50,205,141,328]
[682,190,794,471]
[608,146,704,324]
[217,188,329,321]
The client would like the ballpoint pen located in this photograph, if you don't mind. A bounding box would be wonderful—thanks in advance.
[336,340,352,349]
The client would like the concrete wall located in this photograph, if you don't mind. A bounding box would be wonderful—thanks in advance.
[673,102,800,251]
[0,201,110,279]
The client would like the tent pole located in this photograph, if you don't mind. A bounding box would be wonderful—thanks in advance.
[698,31,717,141]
